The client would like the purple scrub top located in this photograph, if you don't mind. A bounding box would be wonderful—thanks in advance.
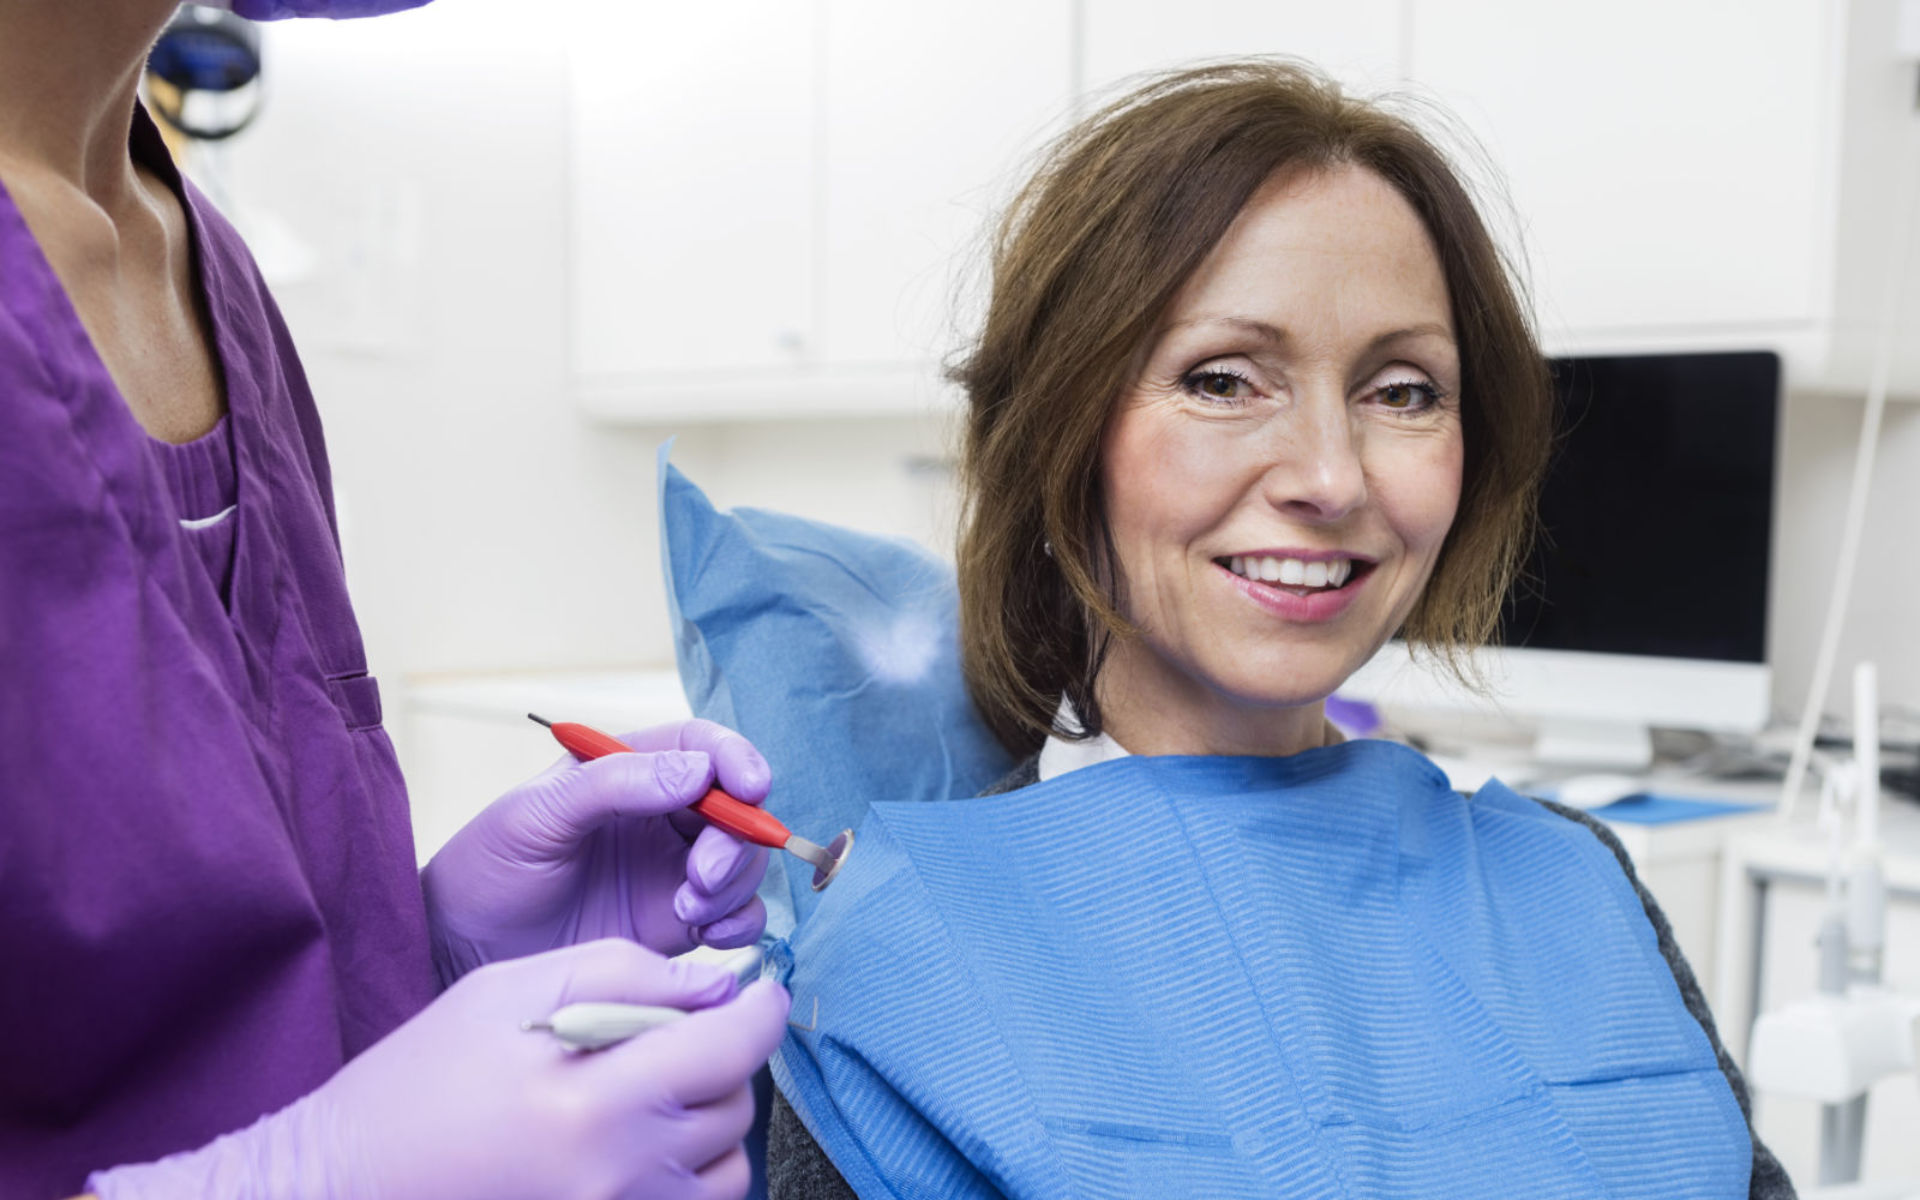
[0,109,436,1196]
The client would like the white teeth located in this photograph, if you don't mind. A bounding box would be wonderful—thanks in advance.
[1226,555,1357,589]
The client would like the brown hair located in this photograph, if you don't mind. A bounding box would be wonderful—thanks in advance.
[953,59,1553,758]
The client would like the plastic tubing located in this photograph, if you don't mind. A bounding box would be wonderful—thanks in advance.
[1779,120,1920,822]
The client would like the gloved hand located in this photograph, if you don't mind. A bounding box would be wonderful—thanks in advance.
[88,939,791,1200]
[423,719,774,981]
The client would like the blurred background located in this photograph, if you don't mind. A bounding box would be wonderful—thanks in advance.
[153,1,1920,1189]
[172,0,1920,804]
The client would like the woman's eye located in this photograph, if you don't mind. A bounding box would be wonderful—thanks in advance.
[1181,369,1252,403]
[1376,380,1443,411]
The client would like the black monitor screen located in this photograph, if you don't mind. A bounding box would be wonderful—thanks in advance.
[1499,351,1778,664]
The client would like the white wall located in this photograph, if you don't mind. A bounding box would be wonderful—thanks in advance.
[224,3,681,697]
[210,1,1920,754]
[219,7,956,725]
[1772,392,1920,724]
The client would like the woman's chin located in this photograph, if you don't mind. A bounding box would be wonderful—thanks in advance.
[1198,649,1372,713]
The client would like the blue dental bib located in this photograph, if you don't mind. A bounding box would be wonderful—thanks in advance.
[770,742,1750,1199]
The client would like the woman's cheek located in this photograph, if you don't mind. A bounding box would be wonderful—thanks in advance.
[1388,431,1464,559]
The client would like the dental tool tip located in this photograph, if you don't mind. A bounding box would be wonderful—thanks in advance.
[794,828,855,892]
[527,713,553,727]
[521,1020,553,1033]
[786,834,830,869]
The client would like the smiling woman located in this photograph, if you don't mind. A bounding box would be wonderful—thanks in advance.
[764,60,1795,1200]
[953,61,1549,762]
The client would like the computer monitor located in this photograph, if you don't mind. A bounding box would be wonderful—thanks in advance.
[1342,350,1780,768]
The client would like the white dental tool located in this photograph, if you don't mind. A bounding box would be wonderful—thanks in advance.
[523,946,765,1052]
[524,1002,688,1051]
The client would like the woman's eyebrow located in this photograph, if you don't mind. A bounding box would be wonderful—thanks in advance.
[1167,315,1288,344]
[1367,322,1456,351]
[1166,317,1457,353]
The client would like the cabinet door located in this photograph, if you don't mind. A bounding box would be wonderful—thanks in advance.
[1082,0,1405,98]
[820,0,1076,369]
[1409,0,1834,340]
[569,1,815,378]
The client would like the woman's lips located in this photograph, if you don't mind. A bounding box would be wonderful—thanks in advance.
[1215,557,1373,623]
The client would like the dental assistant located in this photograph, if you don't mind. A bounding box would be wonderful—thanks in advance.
[0,3,788,1198]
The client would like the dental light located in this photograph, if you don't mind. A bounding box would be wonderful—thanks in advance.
[146,5,264,142]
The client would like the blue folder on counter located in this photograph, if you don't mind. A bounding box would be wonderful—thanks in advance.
[1586,794,1766,825]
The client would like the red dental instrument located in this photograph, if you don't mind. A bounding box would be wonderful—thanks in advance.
[527,713,854,891]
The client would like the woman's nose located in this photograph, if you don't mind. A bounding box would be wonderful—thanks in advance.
[1262,401,1368,523]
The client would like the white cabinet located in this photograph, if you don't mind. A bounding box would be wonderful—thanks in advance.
[1081,0,1403,97]
[568,0,1920,420]
[1079,0,1868,379]
[1407,0,1836,344]
[822,0,1075,367]
[1411,0,1920,394]
[569,2,814,382]
[569,1,1072,420]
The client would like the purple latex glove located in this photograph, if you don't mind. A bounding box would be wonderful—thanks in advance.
[89,939,791,1200]
[423,720,775,982]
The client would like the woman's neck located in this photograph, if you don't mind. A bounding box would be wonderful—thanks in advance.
[0,1,179,201]
[1092,643,1333,759]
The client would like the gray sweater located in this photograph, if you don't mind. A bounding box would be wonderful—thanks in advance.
[767,757,1797,1199]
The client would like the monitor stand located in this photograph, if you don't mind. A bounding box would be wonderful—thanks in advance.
[1532,717,1654,770]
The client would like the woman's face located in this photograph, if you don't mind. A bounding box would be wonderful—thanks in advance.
[1096,164,1463,756]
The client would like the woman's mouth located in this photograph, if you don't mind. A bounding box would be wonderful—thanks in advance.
[1216,554,1374,597]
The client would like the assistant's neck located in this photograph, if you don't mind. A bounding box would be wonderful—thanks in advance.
[0,0,180,204]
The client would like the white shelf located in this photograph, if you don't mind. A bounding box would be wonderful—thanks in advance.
[404,667,692,730]
[575,363,961,425]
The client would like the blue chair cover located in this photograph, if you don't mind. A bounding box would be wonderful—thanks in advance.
[658,446,1013,933]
